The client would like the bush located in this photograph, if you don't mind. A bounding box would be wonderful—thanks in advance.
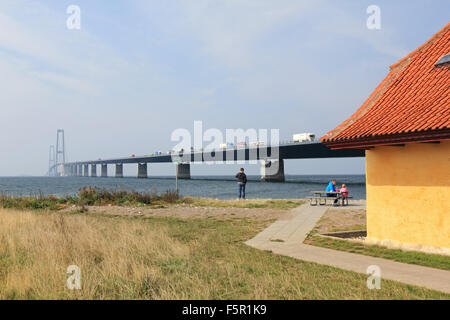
[0,187,181,210]
[0,193,62,210]
[160,190,180,203]
[77,187,179,206]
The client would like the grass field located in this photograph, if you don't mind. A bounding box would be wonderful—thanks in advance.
[0,208,448,299]
[181,197,304,209]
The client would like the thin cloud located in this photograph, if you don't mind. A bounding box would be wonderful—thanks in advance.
[0,3,133,95]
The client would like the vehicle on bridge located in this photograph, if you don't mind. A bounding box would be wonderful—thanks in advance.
[219,143,234,149]
[293,133,315,142]
[249,141,265,147]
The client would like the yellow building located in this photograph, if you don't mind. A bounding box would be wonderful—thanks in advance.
[321,24,450,252]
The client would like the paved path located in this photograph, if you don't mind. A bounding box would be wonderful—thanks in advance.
[246,203,450,294]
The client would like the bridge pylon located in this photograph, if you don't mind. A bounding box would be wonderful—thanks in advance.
[48,145,56,177]
[55,129,66,176]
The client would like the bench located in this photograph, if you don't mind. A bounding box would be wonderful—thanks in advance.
[308,192,352,206]
[308,196,339,206]
[340,196,353,206]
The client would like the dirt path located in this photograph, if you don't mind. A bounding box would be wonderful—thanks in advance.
[64,204,294,221]
[314,207,366,234]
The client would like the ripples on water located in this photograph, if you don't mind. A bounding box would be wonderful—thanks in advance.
[0,175,366,200]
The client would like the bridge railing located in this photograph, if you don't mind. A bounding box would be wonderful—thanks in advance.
[63,139,323,165]
[161,139,316,154]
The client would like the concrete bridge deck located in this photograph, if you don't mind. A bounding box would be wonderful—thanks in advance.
[59,141,364,180]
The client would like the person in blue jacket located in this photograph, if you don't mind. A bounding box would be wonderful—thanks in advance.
[326,179,339,204]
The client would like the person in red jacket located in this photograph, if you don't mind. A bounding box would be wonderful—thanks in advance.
[339,184,349,199]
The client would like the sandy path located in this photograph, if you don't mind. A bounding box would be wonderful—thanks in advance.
[64,204,294,221]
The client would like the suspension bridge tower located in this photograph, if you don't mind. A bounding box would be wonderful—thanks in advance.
[48,145,56,177]
[55,129,66,176]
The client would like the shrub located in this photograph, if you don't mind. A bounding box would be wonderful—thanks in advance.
[77,187,179,206]
[0,187,180,210]
[160,190,180,203]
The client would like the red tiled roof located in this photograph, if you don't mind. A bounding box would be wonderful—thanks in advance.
[321,23,450,149]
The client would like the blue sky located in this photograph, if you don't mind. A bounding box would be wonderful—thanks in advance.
[0,0,448,176]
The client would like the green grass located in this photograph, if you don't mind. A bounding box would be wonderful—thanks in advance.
[0,188,304,211]
[1,208,448,299]
[305,234,450,271]
[0,188,181,210]
[326,224,366,233]
[305,210,450,271]
[0,194,70,210]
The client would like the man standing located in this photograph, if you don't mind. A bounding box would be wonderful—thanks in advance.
[235,168,247,199]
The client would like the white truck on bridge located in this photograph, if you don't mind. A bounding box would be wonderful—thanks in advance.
[292,133,315,142]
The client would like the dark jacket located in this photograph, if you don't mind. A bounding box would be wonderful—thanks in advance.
[235,172,247,184]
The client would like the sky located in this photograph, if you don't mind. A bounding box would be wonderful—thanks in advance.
[0,0,448,177]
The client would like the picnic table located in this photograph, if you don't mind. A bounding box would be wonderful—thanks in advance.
[307,191,351,206]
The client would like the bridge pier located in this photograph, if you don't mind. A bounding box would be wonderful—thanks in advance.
[78,165,83,177]
[261,159,285,182]
[84,165,89,177]
[91,164,97,177]
[176,163,191,179]
[137,163,147,179]
[101,164,108,178]
[115,164,123,178]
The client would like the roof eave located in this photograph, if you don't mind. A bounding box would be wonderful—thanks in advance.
[323,128,450,150]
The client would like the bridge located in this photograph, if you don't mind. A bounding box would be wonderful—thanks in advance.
[57,140,364,182]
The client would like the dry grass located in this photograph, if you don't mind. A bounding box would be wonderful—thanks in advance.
[181,197,304,209]
[0,209,188,299]
[0,208,448,299]
[313,208,366,233]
